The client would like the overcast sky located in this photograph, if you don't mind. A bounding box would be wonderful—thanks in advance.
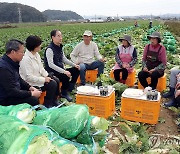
[1,0,180,17]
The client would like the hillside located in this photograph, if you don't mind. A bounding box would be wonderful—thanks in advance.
[0,2,46,23]
[43,10,84,21]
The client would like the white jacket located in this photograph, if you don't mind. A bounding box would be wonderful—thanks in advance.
[19,49,48,87]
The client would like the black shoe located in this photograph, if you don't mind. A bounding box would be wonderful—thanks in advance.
[162,87,175,98]
[61,90,73,102]
[61,94,73,102]
[164,98,176,107]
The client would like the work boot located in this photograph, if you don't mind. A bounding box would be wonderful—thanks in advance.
[164,97,177,107]
[61,90,73,102]
[162,87,175,98]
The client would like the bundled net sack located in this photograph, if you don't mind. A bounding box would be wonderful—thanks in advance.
[0,104,36,123]
[53,136,90,154]
[33,104,89,139]
[0,115,90,154]
[76,116,109,147]
[0,115,61,154]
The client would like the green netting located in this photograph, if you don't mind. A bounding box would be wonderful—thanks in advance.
[53,137,89,154]
[0,103,31,115]
[0,104,36,123]
[0,115,58,154]
[0,115,90,154]
[76,116,109,147]
[33,104,89,139]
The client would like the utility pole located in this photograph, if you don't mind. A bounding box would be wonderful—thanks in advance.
[18,7,22,23]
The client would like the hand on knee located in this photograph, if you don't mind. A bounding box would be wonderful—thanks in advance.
[79,63,86,71]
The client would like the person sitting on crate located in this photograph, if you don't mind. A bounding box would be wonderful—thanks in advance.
[113,35,137,84]
[0,39,42,106]
[163,67,180,107]
[19,35,61,108]
[44,30,80,102]
[138,32,167,90]
[70,30,105,85]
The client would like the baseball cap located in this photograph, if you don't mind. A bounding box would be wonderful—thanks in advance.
[83,30,92,36]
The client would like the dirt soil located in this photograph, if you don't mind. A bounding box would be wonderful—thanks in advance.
[104,98,179,154]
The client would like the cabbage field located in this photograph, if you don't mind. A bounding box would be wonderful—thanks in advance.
[0,20,180,153]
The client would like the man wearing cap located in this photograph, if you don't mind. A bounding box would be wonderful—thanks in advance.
[70,30,105,85]
[113,35,137,84]
[44,30,80,102]
[138,31,167,90]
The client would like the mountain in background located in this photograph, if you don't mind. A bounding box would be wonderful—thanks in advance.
[0,2,46,23]
[42,10,84,21]
[0,3,84,23]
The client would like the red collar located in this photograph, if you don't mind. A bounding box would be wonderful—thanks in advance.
[151,44,160,49]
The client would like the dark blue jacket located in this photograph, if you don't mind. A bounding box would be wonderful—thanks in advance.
[0,54,31,103]
[44,42,64,73]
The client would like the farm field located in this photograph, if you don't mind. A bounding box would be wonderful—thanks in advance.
[0,20,180,153]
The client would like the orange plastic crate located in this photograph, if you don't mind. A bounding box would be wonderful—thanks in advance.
[110,69,136,87]
[76,92,115,119]
[77,69,98,84]
[138,73,166,92]
[121,96,161,124]
[39,91,46,104]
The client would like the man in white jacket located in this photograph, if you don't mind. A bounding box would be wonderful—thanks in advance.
[70,30,105,85]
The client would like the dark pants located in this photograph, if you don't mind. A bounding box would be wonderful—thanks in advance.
[40,77,60,101]
[138,70,164,89]
[53,67,79,90]
[175,95,180,107]
[114,68,128,81]
[79,60,104,85]
[1,96,39,106]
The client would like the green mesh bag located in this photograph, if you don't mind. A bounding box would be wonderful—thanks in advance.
[0,115,90,154]
[0,104,36,123]
[33,104,89,139]
[0,103,31,115]
[76,116,109,147]
[0,115,60,154]
[53,137,90,154]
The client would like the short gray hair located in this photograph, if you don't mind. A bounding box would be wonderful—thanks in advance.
[5,39,24,54]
